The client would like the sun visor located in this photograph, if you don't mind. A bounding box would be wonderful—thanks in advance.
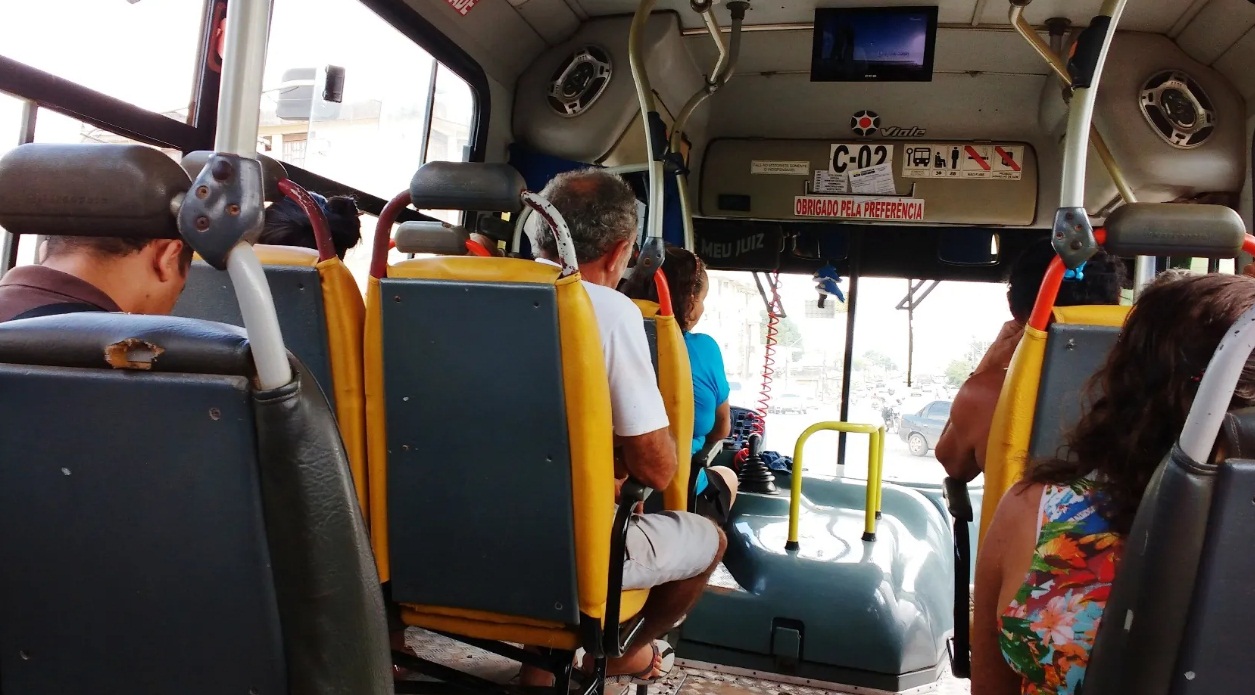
[693,221,784,271]
[700,138,1038,226]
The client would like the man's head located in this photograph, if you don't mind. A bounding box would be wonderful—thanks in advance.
[526,169,639,288]
[1006,238,1125,324]
[42,236,193,315]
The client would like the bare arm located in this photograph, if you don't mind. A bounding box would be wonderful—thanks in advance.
[618,427,678,492]
[971,482,1040,695]
[705,400,732,449]
[935,373,1001,482]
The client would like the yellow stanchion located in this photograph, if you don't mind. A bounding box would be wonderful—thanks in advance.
[786,421,886,551]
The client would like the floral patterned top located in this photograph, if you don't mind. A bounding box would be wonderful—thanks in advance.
[998,476,1124,694]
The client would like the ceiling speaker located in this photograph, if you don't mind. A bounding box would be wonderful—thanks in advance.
[1139,70,1215,149]
[547,46,613,118]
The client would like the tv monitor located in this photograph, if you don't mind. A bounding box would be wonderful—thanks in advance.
[810,6,938,82]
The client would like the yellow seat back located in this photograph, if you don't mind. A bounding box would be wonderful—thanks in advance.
[978,305,1129,546]
[175,245,369,515]
[633,299,694,511]
[365,257,619,626]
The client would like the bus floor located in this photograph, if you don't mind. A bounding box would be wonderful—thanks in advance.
[400,617,971,695]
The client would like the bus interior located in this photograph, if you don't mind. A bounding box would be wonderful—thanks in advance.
[1,0,1254,693]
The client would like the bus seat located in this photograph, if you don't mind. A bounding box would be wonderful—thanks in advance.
[365,162,651,689]
[174,245,369,516]
[0,142,389,693]
[977,304,1129,545]
[0,313,390,694]
[366,257,648,645]
[633,298,694,512]
[1083,407,1255,694]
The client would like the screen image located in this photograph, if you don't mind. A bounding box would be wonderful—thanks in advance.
[811,6,938,82]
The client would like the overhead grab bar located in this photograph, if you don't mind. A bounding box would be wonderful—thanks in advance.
[670,1,747,251]
[1008,4,1135,205]
[628,0,664,245]
[1049,0,1128,271]
[1011,1,1154,294]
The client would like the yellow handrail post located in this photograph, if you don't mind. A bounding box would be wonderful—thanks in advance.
[787,421,887,551]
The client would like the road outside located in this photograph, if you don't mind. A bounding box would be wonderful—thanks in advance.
[752,401,985,490]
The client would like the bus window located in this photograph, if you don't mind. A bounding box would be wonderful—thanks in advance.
[262,0,477,228]
[0,0,202,120]
[849,278,1006,485]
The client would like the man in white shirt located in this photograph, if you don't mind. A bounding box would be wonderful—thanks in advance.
[525,169,725,683]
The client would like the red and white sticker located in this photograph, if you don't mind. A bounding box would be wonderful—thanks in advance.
[445,0,480,16]
[794,196,926,221]
[901,143,1024,181]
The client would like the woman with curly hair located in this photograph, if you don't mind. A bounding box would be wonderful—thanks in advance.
[972,272,1255,694]
[644,246,738,522]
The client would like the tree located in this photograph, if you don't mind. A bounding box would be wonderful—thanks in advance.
[945,359,972,387]
[861,349,898,372]
[760,311,804,360]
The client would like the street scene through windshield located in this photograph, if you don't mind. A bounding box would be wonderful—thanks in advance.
[700,270,1008,488]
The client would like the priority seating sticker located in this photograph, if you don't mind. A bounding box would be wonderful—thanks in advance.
[794,195,925,221]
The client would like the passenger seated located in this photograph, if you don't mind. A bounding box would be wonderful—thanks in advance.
[257,192,362,259]
[971,273,1255,694]
[935,241,1124,481]
[633,245,739,523]
[0,236,192,322]
[523,169,727,685]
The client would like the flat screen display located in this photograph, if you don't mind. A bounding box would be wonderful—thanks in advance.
[811,6,938,82]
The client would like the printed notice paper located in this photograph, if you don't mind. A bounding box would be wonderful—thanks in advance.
[848,163,897,195]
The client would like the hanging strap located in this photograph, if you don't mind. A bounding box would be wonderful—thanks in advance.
[943,476,973,679]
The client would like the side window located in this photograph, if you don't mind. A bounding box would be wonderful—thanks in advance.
[261,0,479,279]
[0,1,203,122]
[934,402,952,419]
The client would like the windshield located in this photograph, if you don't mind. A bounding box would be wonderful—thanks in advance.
[699,270,1007,487]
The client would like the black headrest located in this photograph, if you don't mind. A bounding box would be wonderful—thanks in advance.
[181,151,289,202]
[1217,407,1255,461]
[409,162,525,214]
[0,143,188,238]
[0,313,254,377]
[1104,203,1246,258]
[393,220,469,255]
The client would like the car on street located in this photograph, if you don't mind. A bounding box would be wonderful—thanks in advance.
[769,394,812,415]
[898,400,952,456]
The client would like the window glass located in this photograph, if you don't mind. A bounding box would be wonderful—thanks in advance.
[702,272,1004,487]
[0,0,203,120]
[848,278,1006,487]
[261,0,477,206]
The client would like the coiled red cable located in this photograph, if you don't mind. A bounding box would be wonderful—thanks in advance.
[748,271,783,448]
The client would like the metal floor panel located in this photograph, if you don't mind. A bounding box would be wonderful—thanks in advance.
[402,629,971,695]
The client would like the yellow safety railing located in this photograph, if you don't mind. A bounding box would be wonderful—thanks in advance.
[786,422,886,550]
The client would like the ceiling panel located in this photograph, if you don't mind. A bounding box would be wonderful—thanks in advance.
[683,27,1050,76]
[567,0,979,28]
[1176,0,1255,66]
[560,0,1196,30]
[1213,25,1255,101]
[976,0,1198,32]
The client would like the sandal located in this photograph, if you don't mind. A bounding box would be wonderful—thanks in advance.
[604,639,676,686]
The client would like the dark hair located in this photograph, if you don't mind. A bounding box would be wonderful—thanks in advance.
[657,246,706,332]
[1027,273,1255,533]
[259,193,361,259]
[1006,239,1125,323]
[45,236,194,272]
[527,169,639,264]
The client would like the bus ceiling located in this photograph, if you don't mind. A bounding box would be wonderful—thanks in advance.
[435,0,1253,272]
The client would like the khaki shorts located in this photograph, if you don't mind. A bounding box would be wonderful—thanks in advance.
[621,510,720,591]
